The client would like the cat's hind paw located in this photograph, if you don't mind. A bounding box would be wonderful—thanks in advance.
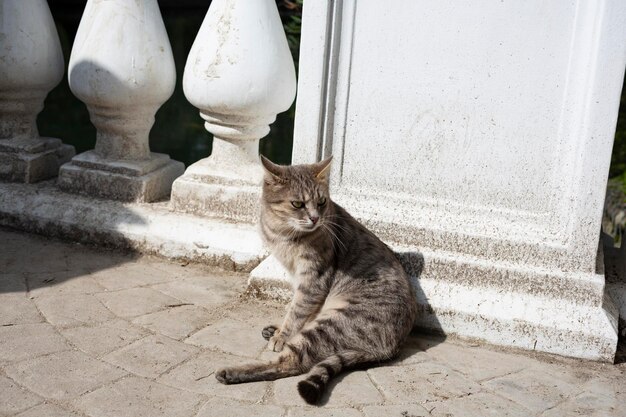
[215,367,237,384]
[262,325,279,341]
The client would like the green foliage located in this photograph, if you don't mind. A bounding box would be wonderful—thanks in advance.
[610,80,626,186]
[277,0,304,69]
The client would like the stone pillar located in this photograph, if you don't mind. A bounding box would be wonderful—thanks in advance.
[57,0,184,202]
[252,0,626,361]
[0,0,75,183]
[169,0,296,222]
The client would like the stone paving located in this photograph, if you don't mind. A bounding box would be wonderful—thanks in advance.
[0,228,625,417]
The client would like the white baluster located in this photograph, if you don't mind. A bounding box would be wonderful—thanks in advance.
[170,0,296,222]
[57,0,184,202]
[0,0,75,183]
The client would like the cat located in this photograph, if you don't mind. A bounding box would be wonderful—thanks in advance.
[215,155,417,405]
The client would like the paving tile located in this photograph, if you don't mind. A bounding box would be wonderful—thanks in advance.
[273,371,383,407]
[423,343,534,382]
[483,367,580,413]
[325,370,384,407]
[151,279,239,310]
[286,408,363,417]
[226,300,285,329]
[542,390,622,417]
[179,271,246,291]
[15,403,83,417]
[143,258,193,278]
[90,262,176,291]
[196,401,285,417]
[0,323,69,362]
[3,245,70,274]
[2,235,75,275]
[581,373,626,403]
[0,273,27,292]
[0,293,42,325]
[59,319,149,357]
[132,304,213,340]
[367,361,481,404]
[73,376,205,417]
[158,351,268,402]
[388,346,432,366]
[185,317,266,358]
[0,229,32,254]
[428,391,530,417]
[4,350,127,401]
[102,335,199,378]
[95,287,181,318]
[27,272,105,297]
[0,374,43,415]
[34,293,114,326]
[362,404,430,417]
[63,246,131,274]
[6,228,626,417]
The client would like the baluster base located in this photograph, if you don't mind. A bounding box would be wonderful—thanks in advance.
[57,150,184,203]
[169,138,263,223]
[169,157,262,223]
[0,137,75,183]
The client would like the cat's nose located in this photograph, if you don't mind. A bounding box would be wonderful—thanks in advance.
[310,215,319,225]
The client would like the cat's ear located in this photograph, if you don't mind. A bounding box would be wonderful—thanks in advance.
[260,155,285,183]
[312,155,333,182]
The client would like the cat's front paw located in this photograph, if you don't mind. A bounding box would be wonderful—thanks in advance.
[267,333,287,352]
[262,325,279,341]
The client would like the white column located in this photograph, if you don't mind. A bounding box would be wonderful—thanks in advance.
[57,0,184,202]
[169,0,296,222]
[0,0,75,183]
[253,0,626,361]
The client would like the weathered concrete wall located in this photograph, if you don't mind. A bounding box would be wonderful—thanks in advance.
[251,0,626,361]
[0,182,266,272]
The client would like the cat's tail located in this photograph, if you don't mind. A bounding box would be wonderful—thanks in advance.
[297,350,373,405]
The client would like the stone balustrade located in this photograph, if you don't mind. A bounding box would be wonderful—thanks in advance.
[56,0,184,202]
[0,0,624,363]
[0,0,75,183]
[169,0,296,222]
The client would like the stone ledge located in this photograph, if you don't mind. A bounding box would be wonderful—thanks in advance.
[58,154,184,203]
[0,138,74,183]
[0,181,267,272]
[249,250,619,362]
[170,175,260,223]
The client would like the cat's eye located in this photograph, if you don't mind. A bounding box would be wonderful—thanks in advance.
[291,201,304,209]
[318,197,327,206]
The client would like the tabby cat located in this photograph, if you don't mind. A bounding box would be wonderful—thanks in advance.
[216,155,417,404]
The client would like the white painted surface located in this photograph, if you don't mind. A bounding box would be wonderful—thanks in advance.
[171,0,296,219]
[60,0,183,202]
[284,0,626,360]
[294,0,626,272]
[68,0,176,160]
[0,181,266,271]
[0,0,64,139]
[181,0,296,183]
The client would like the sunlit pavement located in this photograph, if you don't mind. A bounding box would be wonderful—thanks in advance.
[1,228,625,417]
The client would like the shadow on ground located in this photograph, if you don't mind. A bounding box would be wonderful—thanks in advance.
[615,335,626,365]
[0,226,143,295]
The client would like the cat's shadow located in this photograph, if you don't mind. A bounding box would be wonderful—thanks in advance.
[318,332,447,406]
[319,250,446,406]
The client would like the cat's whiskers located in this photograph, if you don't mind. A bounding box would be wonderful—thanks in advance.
[321,222,347,252]
[322,218,351,233]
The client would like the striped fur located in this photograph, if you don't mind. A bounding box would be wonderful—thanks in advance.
[215,156,418,404]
